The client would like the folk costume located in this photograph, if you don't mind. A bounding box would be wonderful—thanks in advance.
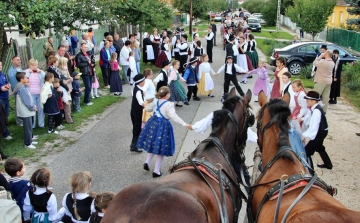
[109,60,123,94]
[245,40,259,68]
[171,28,182,61]
[194,46,203,66]
[217,56,247,97]
[168,67,188,106]
[130,74,146,153]
[237,41,254,83]
[303,91,333,171]
[41,82,60,133]
[142,78,156,123]
[155,41,171,68]
[150,33,161,61]
[61,192,95,223]
[270,66,288,99]
[23,187,64,223]
[154,60,171,92]
[143,33,155,64]
[249,66,270,98]
[197,61,216,96]
[183,57,201,101]
[329,54,342,104]
[177,35,188,75]
[205,30,214,62]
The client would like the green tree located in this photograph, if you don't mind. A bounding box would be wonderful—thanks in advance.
[260,0,294,26]
[344,0,360,30]
[286,0,336,40]
[241,0,264,14]
[172,0,210,20]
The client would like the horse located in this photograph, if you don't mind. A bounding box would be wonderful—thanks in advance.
[102,88,253,223]
[247,91,360,223]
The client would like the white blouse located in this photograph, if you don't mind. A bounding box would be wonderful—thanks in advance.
[143,79,156,100]
[198,62,215,79]
[154,99,186,126]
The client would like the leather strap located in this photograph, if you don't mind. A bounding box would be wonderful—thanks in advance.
[218,168,229,223]
[274,179,285,223]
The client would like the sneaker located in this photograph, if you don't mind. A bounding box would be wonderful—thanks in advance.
[32,135,39,140]
[32,141,38,145]
[48,130,59,134]
[86,102,93,106]
[95,95,100,98]
[91,96,95,99]
[4,135,12,140]
[75,109,82,113]
[57,125,65,130]
[25,144,36,149]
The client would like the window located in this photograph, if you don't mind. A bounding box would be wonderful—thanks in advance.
[340,11,344,24]
[298,45,320,54]
[327,45,347,56]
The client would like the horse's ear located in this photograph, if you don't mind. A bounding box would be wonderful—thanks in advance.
[282,92,290,106]
[258,91,267,107]
[244,89,252,105]
[229,87,236,97]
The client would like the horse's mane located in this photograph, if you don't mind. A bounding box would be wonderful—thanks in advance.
[258,98,294,162]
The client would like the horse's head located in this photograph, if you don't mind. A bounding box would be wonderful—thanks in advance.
[211,87,254,161]
[256,91,291,164]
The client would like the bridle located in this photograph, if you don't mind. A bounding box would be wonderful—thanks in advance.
[256,103,279,152]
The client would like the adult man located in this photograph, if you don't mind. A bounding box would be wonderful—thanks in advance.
[329,49,342,104]
[99,32,109,50]
[87,27,96,55]
[176,34,188,75]
[7,56,23,125]
[120,40,132,84]
[113,33,124,61]
[211,20,217,46]
[75,43,93,106]
[225,35,238,62]
[290,35,301,45]
[80,33,94,55]
[43,37,54,64]
[61,40,76,74]
[205,26,214,63]
[313,50,335,113]
[56,45,66,59]
[189,35,198,58]
[312,45,327,76]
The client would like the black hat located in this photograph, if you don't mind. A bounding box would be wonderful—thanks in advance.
[60,74,69,81]
[181,28,185,32]
[161,60,171,68]
[226,55,233,60]
[176,27,181,33]
[181,34,188,39]
[133,74,145,85]
[321,44,327,49]
[229,35,235,41]
[304,91,320,101]
[189,57,198,64]
[71,71,82,77]
[104,32,110,37]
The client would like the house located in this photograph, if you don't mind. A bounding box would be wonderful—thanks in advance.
[327,0,358,28]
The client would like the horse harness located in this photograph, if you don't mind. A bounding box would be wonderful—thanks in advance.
[170,104,252,223]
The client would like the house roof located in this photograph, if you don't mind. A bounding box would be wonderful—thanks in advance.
[337,0,347,6]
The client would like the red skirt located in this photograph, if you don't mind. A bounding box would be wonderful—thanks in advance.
[246,55,254,71]
[155,51,169,68]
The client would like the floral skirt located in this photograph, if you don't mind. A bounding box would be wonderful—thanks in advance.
[169,80,187,102]
[136,115,175,156]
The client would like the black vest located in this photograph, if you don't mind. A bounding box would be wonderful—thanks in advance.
[224,63,236,75]
[156,70,168,91]
[226,33,234,44]
[89,213,102,223]
[314,104,328,131]
[29,190,52,212]
[174,34,181,49]
[207,32,214,43]
[161,43,166,51]
[65,193,93,221]
[179,43,187,53]
[283,82,291,95]
[131,85,144,111]
[194,48,203,57]
[226,43,234,57]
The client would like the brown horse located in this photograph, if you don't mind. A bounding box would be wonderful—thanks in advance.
[247,91,360,223]
[102,88,253,223]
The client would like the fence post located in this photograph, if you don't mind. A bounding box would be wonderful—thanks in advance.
[347,31,350,48]
[356,34,359,52]
[13,39,20,56]
[25,38,33,59]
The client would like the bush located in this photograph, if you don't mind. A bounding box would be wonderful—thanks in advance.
[299,65,313,79]
[342,61,360,88]
[263,39,273,45]
[266,40,288,56]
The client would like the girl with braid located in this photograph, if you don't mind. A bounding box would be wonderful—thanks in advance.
[89,192,115,223]
[23,168,64,223]
[61,171,96,223]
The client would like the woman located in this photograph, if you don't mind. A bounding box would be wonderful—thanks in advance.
[47,56,70,93]
[143,32,154,64]
[120,40,132,84]
[245,34,259,69]
[155,36,171,68]
[150,28,161,61]
[237,36,254,83]
[131,41,141,74]
[99,41,111,88]
[270,56,288,99]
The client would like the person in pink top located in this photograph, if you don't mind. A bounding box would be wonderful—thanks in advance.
[25,59,46,129]
[270,56,288,99]
[249,61,269,101]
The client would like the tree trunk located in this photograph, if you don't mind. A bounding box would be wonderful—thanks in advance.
[0,26,9,63]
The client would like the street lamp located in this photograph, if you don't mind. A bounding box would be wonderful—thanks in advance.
[189,0,193,35]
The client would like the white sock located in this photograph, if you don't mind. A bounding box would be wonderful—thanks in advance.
[154,155,164,174]
[91,89,94,97]
[242,74,247,82]
[145,153,154,164]
[94,88,98,96]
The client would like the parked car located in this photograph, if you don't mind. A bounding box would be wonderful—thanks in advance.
[252,13,262,17]
[270,42,360,75]
[252,13,266,25]
[214,14,223,22]
[248,18,261,32]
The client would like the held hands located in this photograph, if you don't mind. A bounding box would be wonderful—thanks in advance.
[214,73,219,76]
[334,78,337,81]
[297,117,302,123]
[185,124,193,130]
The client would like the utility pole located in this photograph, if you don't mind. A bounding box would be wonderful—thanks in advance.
[189,0,193,36]
[276,0,281,32]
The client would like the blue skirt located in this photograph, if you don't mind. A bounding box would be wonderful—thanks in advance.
[136,115,175,156]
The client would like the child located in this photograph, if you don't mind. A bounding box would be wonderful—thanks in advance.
[136,86,191,178]
[71,72,85,112]
[197,54,217,97]
[281,71,295,109]
[129,51,138,85]
[302,91,332,171]
[0,61,12,140]
[130,74,146,153]
[142,69,156,126]
[91,68,100,99]
[5,158,33,220]
[154,60,171,92]
[61,171,95,222]
[23,168,64,223]
[89,192,115,223]
[194,40,203,63]
[155,36,171,68]
[131,41,141,74]
[40,72,60,134]
[168,60,188,106]
[53,78,65,130]
[249,61,269,101]
[109,53,123,96]
[12,71,38,149]
[291,79,308,135]
[183,57,201,102]
[217,56,248,97]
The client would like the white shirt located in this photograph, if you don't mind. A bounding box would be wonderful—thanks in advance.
[154,99,186,126]
[62,192,95,223]
[293,90,307,118]
[282,81,295,110]
[172,35,180,52]
[120,46,131,65]
[143,79,156,100]
[99,39,105,50]
[205,32,214,41]
[302,103,326,140]
[198,62,215,79]
[232,44,239,56]
[23,186,65,222]
[177,42,188,55]
[153,69,168,84]
[217,63,247,74]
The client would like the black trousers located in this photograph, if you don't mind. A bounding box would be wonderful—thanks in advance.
[174,51,180,61]
[179,55,188,74]
[130,109,143,145]
[101,65,110,86]
[224,73,244,96]
[305,130,328,156]
[207,43,213,62]
[187,85,198,101]
[54,113,63,127]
